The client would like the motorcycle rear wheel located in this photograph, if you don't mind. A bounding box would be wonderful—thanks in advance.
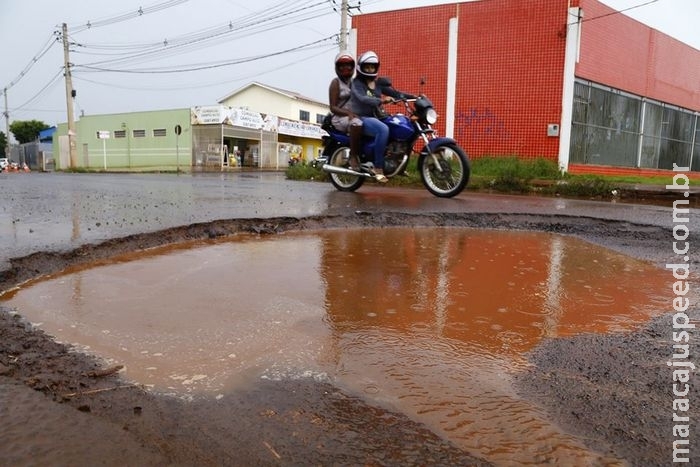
[328,146,365,192]
[418,143,470,198]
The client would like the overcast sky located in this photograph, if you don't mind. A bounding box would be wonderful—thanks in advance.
[1,0,697,131]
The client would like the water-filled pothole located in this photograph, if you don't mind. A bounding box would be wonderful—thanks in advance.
[2,227,670,464]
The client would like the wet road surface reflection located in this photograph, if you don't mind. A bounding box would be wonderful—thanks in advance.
[2,228,670,464]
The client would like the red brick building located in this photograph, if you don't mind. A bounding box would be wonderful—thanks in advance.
[351,0,700,175]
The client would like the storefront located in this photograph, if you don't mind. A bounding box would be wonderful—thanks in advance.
[54,103,326,172]
[275,117,326,165]
[191,106,269,169]
[191,106,323,169]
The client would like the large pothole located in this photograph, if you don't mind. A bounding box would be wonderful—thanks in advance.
[1,227,671,465]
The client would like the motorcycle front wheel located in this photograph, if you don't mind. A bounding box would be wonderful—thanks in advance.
[418,143,470,198]
[327,146,365,192]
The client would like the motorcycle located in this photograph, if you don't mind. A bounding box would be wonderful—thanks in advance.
[321,82,470,198]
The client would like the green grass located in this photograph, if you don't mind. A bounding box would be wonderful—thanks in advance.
[470,156,561,179]
[285,163,328,181]
[286,154,693,199]
[540,176,616,198]
[468,156,562,193]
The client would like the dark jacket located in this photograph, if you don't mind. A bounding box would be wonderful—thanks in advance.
[350,76,416,118]
[349,78,382,118]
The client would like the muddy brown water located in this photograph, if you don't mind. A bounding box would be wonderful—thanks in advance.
[1,227,671,465]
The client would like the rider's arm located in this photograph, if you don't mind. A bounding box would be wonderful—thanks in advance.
[351,79,382,111]
[377,76,416,100]
[380,85,416,100]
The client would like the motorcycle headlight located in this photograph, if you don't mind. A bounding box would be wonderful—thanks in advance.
[425,108,438,125]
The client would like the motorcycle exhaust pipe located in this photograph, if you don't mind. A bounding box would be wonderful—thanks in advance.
[321,164,373,178]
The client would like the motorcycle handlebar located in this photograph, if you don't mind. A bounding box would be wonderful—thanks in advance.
[384,97,417,104]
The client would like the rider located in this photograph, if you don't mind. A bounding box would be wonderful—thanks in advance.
[350,51,416,182]
[349,50,395,182]
[328,51,363,170]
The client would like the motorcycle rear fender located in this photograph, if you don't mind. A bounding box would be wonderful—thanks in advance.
[420,137,459,155]
[322,134,349,157]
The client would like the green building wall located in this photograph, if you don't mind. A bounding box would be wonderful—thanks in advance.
[55,108,192,171]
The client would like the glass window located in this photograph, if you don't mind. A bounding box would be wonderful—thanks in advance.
[642,103,694,169]
[299,110,310,122]
[153,128,167,137]
[570,79,698,171]
[133,129,146,138]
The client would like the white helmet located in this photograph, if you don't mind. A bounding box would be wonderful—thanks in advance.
[357,50,379,79]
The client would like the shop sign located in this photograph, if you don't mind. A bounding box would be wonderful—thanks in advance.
[228,108,264,129]
[191,106,226,124]
[278,118,324,139]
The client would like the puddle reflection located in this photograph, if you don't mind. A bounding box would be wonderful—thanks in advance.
[2,228,670,464]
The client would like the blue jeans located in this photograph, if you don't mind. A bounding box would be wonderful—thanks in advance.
[360,117,389,169]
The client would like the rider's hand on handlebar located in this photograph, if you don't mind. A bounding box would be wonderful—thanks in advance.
[382,97,395,104]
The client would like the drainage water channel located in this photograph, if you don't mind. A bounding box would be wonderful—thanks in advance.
[2,227,670,464]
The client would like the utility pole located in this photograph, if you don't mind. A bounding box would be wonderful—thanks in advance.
[3,88,9,158]
[339,0,360,51]
[340,0,348,51]
[62,22,77,168]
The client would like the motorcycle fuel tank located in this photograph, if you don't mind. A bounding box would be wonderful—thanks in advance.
[383,114,414,141]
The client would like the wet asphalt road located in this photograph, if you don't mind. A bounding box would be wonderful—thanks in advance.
[0,170,684,271]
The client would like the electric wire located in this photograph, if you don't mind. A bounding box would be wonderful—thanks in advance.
[1,32,60,96]
[70,1,331,69]
[69,0,192,33]
[71,45,335,93]
[70,0,320,48]
[75,35,337,73]
[5,0,336,115]
[568,0,660,25]
[3,0,192,95]
[11,69,64,113]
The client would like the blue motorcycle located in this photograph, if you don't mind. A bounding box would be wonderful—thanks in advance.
[321,84,470,198]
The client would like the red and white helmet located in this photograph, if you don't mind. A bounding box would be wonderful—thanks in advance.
[357,50,379,79]
[334,51,355,79]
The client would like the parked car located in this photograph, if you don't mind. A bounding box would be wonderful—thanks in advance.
[0,158,8,171]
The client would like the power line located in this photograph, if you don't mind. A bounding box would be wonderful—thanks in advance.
[71,46,335,92]
[1,32,60,95]
[69,0,192,33]
[4,0,339,118]
[70,1,331,69]
[5,1,335,112]
[11,69,64,112]
[568,0,660,26]
[76,35,337,73]
[2,0,192,95]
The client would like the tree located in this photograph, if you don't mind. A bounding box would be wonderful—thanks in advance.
[10,120,49,144]
[0,131,6,155]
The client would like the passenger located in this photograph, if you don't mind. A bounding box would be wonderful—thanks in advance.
[350,50,410,182]
[328,51,363,170]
